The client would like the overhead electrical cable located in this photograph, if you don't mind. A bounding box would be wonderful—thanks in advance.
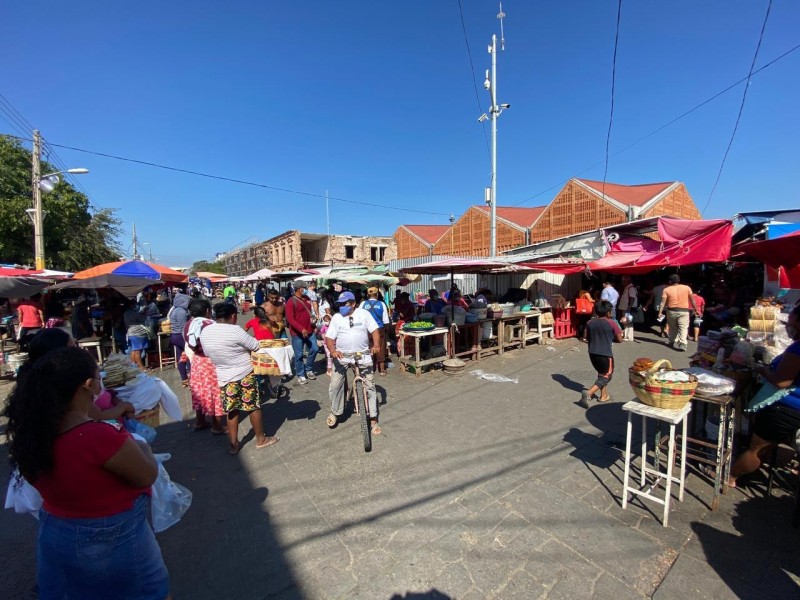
[456,0,492,165]
[601,0,623,202]
[700,0,773,216]
[511,38,800,207]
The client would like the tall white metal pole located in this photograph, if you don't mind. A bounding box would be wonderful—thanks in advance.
[489,35,498,258]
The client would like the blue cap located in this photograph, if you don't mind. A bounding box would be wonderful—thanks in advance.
[336,291,356,303]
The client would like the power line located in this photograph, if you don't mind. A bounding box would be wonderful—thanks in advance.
[0,94,104,212]
[602,0,623,203]
[701,0,773,216]
[512,39,800,207]
[40,140,454,217]
[456,0,492,165]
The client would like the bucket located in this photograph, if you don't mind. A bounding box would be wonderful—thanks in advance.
[469,308,488,320]
[8,352,28,376]
[481,321,493,340]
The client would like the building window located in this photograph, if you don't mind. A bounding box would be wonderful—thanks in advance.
[379,247,386,261]
[370,247,378,261]
[345,245,355,259]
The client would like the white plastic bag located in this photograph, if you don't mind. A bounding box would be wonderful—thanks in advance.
[4,469,42,519]
[151,454,193,533]
[469,369,519,384]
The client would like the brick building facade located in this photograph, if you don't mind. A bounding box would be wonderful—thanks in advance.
[223,231,397,277]
[528,178,701,243]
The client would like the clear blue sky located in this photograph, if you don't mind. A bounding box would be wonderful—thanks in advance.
[2,1,798,267]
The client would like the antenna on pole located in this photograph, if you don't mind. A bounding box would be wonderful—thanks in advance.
[497,2,506,51]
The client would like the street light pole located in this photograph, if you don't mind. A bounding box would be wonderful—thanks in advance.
[30,129,89,269]
[489,35,498,258]
[32,130,45,270]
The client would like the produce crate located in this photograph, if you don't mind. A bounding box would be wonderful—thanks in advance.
[552,307,577,339]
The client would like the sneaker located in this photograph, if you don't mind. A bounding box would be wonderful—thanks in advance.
[579,391,591,409]
[297,376,308,385]
[305,372,316,380]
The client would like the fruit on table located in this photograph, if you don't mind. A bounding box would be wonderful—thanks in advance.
[405,321,434,328]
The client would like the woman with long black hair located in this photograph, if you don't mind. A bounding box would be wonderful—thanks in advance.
[3,347,170,599]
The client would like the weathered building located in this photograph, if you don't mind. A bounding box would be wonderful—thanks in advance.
[223,231,396,276]
[393,225,451,260]
[529,178,701,243]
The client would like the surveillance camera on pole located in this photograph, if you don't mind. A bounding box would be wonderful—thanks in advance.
[478,3,509,258]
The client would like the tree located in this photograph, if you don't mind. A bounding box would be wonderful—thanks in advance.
[189,259,227,274]
[0,136,122,270]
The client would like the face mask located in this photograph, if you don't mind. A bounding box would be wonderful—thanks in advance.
[339,305,353,317]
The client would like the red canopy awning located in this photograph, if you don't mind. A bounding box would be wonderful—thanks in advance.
[739,230,800,288]
[519,218,733,275]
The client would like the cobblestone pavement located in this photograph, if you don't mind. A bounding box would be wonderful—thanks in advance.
[2,326,799,599]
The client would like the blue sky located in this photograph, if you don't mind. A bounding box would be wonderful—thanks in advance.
[2,1,798,267]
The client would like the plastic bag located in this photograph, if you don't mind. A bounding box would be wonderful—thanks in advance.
[469,370,518,384]
[124,418,157,444]
[4,469,42,519]
[151,454,193,533]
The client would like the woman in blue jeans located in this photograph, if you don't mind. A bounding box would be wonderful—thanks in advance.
[3,347,170,599]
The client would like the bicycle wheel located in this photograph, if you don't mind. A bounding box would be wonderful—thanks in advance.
[354,378,372,452]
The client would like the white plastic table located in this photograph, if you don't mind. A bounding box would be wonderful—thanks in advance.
[621,399,691,527]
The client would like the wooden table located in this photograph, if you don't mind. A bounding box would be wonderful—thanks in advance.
[156,332,177,371]
[478,314,527,358]
[398,327,449,378]
[77,337,105,363]
[677,392,735,511]
[449,322,481,361]
[622,400,691,527]
[521,311,551,345]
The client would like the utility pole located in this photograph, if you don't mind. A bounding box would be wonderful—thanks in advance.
[32,130,46,270]
[132,223,139,260]
[483,3,507,258]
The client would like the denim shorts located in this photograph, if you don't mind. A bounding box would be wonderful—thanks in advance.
[37,494,169,599]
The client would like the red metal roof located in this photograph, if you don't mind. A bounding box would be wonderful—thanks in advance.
[475,205,547,229]
[402,225,451,245]
[576,179,674,207]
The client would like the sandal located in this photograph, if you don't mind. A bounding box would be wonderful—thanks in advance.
[326,414,338,428]
[371,423,382,435]
[598,395,612,403]
[228,443,240,456]
[256,436,279,449]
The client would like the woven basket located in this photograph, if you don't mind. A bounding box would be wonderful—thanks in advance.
[159,320,171,333]
[258,338,288,348]
[135,406,161,428]
[251,352,281,376]
[629,359,697,410]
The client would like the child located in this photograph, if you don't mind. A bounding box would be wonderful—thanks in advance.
[580,300,624,408]
[690,291,705,342]
[318,314,333,376]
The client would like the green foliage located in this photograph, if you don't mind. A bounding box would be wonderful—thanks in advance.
[0,136,121,270]
[189,259,227,274]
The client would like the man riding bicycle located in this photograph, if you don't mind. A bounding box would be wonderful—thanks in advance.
[325,291,382,435]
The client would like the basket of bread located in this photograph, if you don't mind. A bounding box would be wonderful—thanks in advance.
[629,358,697,409]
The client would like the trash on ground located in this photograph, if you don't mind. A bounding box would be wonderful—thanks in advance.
[470,370,518,384]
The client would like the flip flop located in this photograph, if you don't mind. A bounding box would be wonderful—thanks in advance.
[598,395,612,403]
[371,424,382,436]
[256,436,279,449]
[228,443,240,456]
[326,414,338,428]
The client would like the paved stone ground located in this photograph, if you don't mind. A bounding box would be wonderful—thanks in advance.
[2,325,800,599]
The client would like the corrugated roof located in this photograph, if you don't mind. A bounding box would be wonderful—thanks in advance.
[576,179,674,207]
[475,205,547,229]
[402,225,451,245]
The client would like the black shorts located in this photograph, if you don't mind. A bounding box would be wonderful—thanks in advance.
[589,353,614,388]
[753,403,800,444]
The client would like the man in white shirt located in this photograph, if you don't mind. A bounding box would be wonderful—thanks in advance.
[601,280,620,311]
[325,291,382,434]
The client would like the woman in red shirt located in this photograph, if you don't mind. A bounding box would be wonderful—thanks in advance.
[244,306,276,341]
[3,347,170,599]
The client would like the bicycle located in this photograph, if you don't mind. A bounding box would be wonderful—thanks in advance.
[326,351,373,452]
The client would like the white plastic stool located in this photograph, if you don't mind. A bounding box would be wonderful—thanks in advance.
[621,400,691,527]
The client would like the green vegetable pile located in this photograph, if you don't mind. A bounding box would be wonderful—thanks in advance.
[405,321,434,328]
